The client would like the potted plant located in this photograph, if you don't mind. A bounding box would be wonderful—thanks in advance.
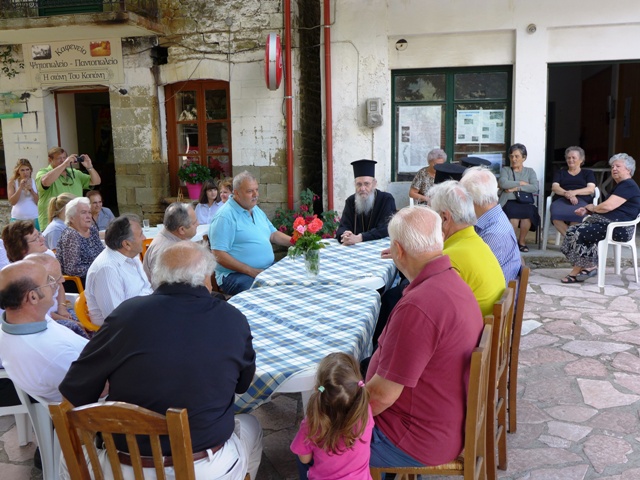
[178,161,213,199]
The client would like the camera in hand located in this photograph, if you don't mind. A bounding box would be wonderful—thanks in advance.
[75,154,86,163]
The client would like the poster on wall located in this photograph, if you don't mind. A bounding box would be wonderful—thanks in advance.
[397,105,442,173]
[23,39,124,88]
[455,109,505,144]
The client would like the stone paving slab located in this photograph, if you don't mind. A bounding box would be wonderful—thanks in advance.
[2,265,640,479]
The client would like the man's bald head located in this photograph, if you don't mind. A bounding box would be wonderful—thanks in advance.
[152,241,216,290]
[0,261,48,310]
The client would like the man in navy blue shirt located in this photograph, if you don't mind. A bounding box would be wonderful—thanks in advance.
[60,242,262,479]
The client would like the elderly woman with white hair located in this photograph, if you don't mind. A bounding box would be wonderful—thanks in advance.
[56,196,104,288]
[409,148,447,204]
[560,153,640,283]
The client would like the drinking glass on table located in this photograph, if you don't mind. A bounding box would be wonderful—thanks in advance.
[143,219,150,231]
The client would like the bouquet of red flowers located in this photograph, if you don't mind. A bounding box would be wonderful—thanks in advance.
[288,215,326,258]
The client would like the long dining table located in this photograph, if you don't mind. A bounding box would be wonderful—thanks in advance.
[231,283,381,413]
[251,237,396,290]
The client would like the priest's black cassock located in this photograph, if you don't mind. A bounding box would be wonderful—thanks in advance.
[335,190,396,243]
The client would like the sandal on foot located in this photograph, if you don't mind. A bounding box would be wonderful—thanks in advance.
[576,268,597,282]
[561,275,578,284]
[518,244,529,253]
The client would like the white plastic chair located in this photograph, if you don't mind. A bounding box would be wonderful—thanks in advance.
[597,213,640,288]
[14,385,61,480]
[276,366,317,411]
[0,370,31,446]
[542,187,600,250]
[386,182,411,210]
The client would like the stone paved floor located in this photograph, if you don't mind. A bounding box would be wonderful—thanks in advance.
[2,263,640,480]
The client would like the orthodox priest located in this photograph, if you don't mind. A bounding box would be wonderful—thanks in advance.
[336,159,397,245]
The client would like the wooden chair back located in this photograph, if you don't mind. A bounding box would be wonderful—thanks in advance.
[508,265,530,433]
[370,322,493,480]
[74,292,100,332]
[49,400,196,480]
[485,287,515,479]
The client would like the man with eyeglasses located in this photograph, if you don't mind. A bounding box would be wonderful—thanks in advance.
[36,146,101,230]
[336,159,396,245]
[0,260,88,402]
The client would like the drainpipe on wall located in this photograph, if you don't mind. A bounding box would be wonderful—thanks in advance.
[284,0,294,209]
[323,0,334,210]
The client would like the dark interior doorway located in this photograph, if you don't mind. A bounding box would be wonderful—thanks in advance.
[546,62,640,196]
[56,90,118,215]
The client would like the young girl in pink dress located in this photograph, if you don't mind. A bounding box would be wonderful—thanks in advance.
[291,352,374,479]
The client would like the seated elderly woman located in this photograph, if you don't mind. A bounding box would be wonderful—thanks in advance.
[56,197,104,288]
[551,146,596,237]
[560,153,640,283]
[498,143,540,252]
[1,220,87,336]
[87,190,115,231]
[409,148,447,204]
[42,192,76,251]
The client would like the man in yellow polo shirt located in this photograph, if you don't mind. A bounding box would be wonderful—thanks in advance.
[429,180,505,316]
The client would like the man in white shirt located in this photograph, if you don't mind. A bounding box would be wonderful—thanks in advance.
[143,203,199,281]
[86,214,153,326]
[0,260,88,402]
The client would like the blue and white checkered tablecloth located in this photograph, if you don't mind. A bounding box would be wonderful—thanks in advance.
[251,237,396,289]
[231,283,381,413]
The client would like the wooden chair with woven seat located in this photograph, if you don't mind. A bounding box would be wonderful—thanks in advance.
[50,400,196,480]
[508,265,530,433]
[485,286,516,480]
[370,322,493,480]
[74,291,100,332]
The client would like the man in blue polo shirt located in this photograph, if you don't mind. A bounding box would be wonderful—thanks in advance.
[209,171,291,294]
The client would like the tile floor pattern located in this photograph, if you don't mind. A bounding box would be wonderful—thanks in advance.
[2,265,640,480]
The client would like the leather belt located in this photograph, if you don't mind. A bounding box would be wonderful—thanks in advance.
[117,444,222,468]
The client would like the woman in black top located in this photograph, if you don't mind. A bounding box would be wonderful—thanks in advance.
[560,153,640,283]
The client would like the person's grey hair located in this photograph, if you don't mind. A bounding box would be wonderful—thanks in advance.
[565,146,585,162]
[152,242,216,289]
[233,170,257,191]
[164,203,192,232]
[388,206,443,256]
[427,148,447,164]
[65,197,90,225]
[105,214,140,250]
[429,180,477,226]
[460,166,499,206]
[609,153,636,176]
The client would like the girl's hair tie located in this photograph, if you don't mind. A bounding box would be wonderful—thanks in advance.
[358,380,365,388]
[318,386,325,393]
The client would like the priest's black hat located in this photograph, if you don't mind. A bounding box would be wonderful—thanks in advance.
[461,156,491,168]
[434,163,467,183]
[351,159,377,178]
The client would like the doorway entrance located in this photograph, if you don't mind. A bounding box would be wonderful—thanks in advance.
[55,90,118,215]
[546,62,640,197]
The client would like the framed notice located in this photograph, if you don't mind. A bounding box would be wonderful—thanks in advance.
[23,39,124,88]
[455,109,505,145]
[396,105,443,173]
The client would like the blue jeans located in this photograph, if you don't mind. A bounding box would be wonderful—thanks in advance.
[221,272,255,295]
[370,426,425,468]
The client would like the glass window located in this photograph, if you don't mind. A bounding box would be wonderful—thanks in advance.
[165,81,231,195]
[392,67,512,180]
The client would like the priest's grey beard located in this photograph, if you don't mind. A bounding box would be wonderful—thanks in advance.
[355,191,375,215]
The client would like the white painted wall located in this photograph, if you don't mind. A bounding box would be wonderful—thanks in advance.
[326,0,640,209]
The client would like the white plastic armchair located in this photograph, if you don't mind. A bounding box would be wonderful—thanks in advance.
[14,386,61,480]
[597,213,640,288]
[542,187,600,250]
[0,370,31,446]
